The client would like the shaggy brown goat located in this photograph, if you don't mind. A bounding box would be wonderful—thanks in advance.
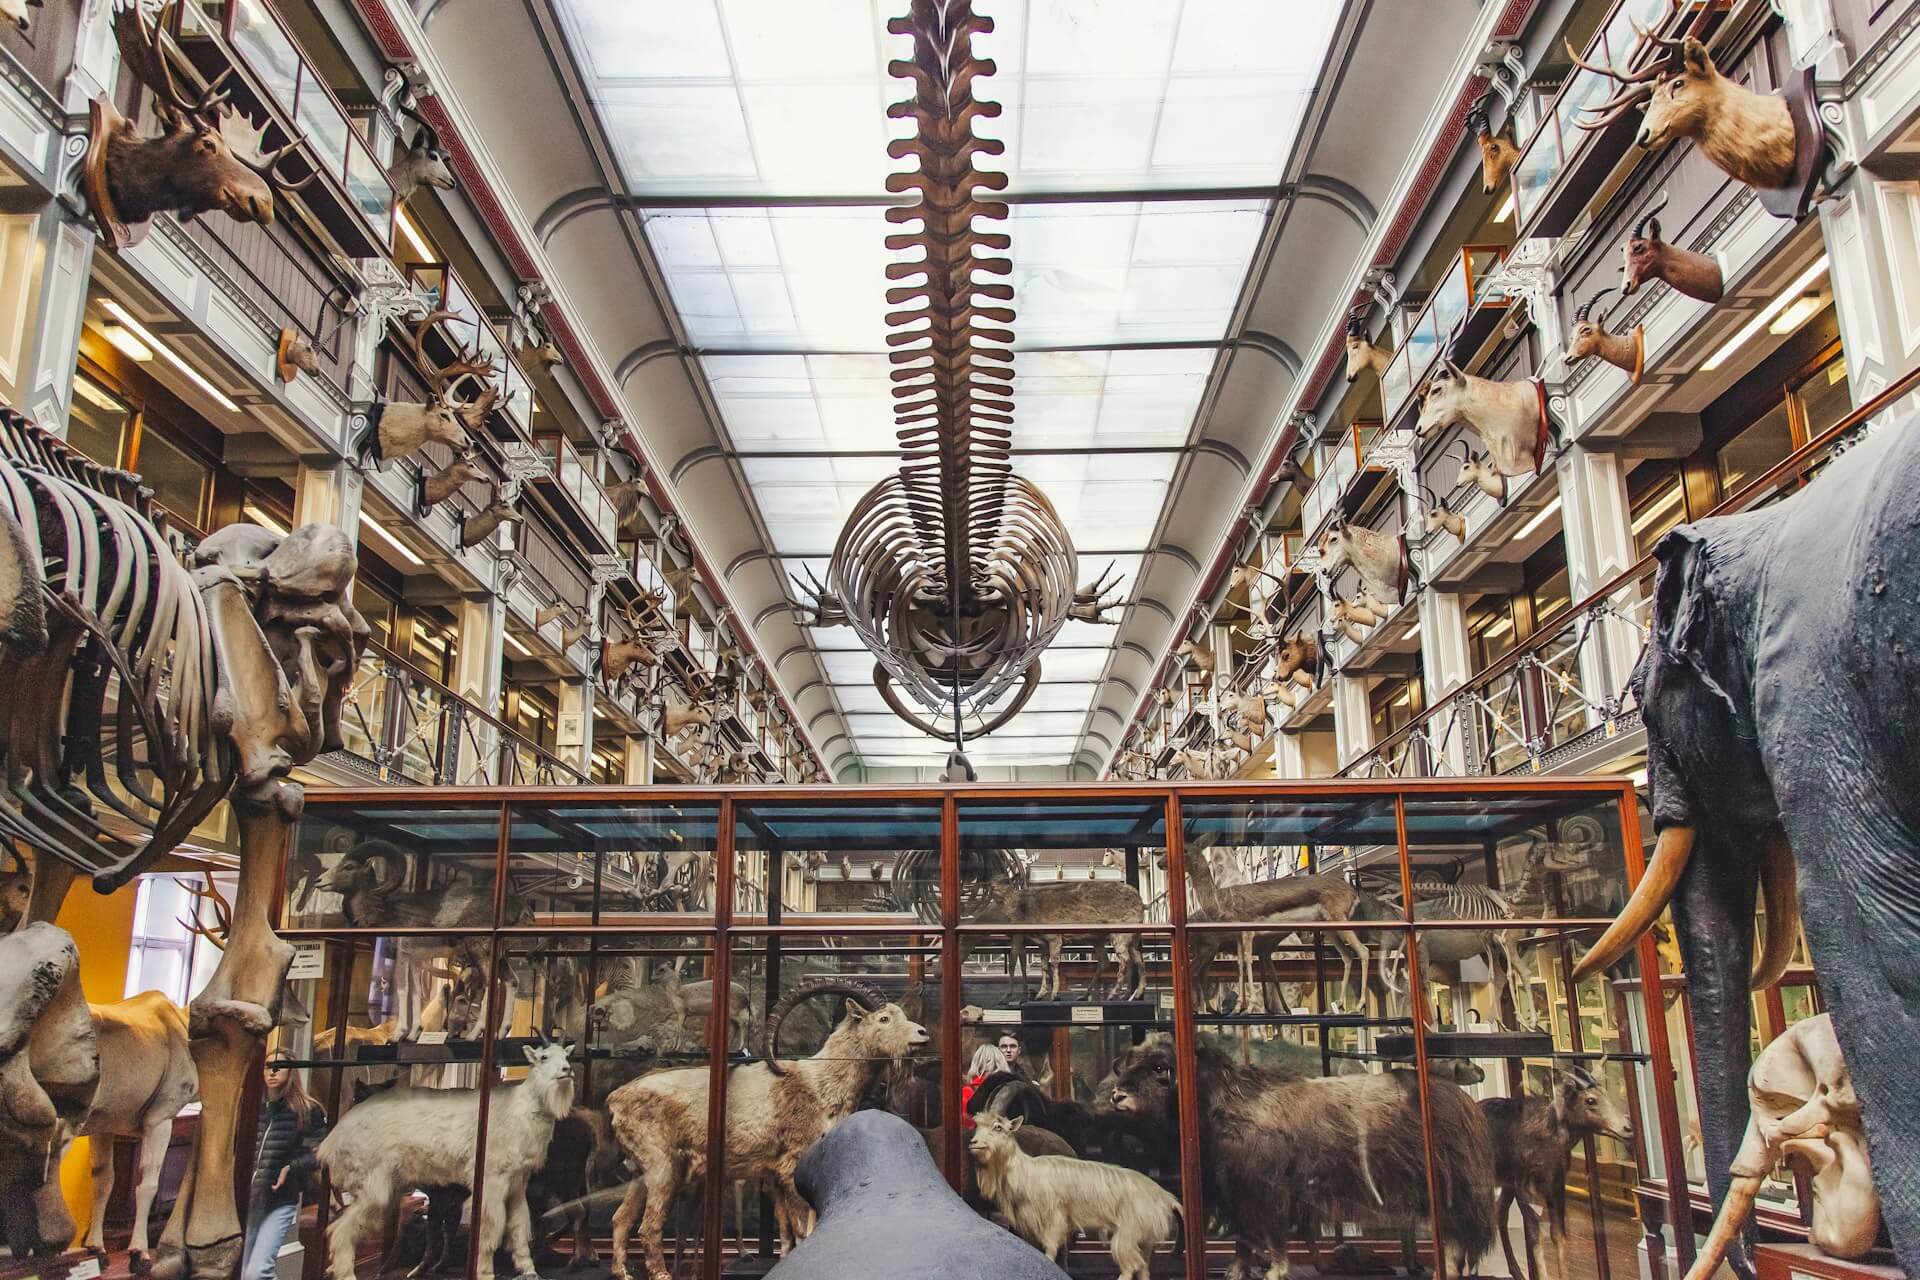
[1109,1037,1496,1280]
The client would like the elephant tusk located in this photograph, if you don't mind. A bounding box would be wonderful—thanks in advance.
[1750,830,1798,991]
[1683,1172,1764,1280]
[1573,824,1695,980]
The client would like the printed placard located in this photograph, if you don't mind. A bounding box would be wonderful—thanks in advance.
[1070,1006,1103,1024]
[287,941,325,981]
[980,1008,1020,1025]
[68,1258,102,1280]
[416,1030,449,1046]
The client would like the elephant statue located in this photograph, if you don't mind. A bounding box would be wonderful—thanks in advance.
[1574,412,1920,1279]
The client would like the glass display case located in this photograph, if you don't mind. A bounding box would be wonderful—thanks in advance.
[277,778,1701,1280]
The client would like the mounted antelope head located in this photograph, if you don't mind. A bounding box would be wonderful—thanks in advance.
[1261,678,1299,710]
[534,603,569,630]
[88,2,314,246]
[456,483,521,548]
[1172,746,1219,781]
[1619,189,1724,303]
[1344,304,1390,383]
[1273,632,1321,690]
[1569,21,1796,191]
[1467,91,1520,195]
[390,101,455,202]
[1415,480,1467,540]
[1565,286,1645,383]
[663,701,716,738]
[276,327,323,383]
[1220,727,1256,754]
[1175,638,1215,675]
[1415,357,1553,478]
[1219,688,1268,735]
[1333,597,1374,640]
[1452,442,1507,506]
[1319,518,1413,606]
[0,0,41,33]
[419,451,486,509]
[363,310,499,465]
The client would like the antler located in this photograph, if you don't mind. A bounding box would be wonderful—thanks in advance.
[214,104,316,193]
[114,0,233,123]
[1566,15,1710,132]
[177,872,233,952]
[410,309,498,401]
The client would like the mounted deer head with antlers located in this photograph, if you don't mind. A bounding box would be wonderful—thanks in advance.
[1619,189,1725,303]
[390,100,455,202]
[1569,19,1796,191]
[456,481,521,548]
[1345,304,1390,383]
[1565,286,1645,383]
[1467,91,1520,195]
[361,311,499,465]
[86,3,315,250]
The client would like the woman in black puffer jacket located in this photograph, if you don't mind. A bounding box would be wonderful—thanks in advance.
[240,1057,328,1280]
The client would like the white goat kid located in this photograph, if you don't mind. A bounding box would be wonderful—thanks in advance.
[318,1042,576,1280]
[969,1114,1181,1280]
[605,979,929,1280]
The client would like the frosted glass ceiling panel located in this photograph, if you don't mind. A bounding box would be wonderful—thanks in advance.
[557,1,1340,196]
[1041,649,1112,681]
[830,685,891,713]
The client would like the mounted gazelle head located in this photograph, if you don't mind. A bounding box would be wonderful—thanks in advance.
[1452,442,1507,507]
[419,450,486,509]
[94,2,314,238]
[1565,286,1644,383]
[1466,91,1520,195]
[1344,303,1389,383]
[1415,481,1466,540]
[1619,189,1725,303]
[1568,17,1795,190]
[456,482,522,548]
[1175,638,1215,675]
[1330,597,1371,643]
[1413,359,1472,438]
[369,310,500,464]
[390,102,455,202]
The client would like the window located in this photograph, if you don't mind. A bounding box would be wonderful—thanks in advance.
[68,374,132,468]
[354,579,397,649]
[1795,354,1849,439]
[1528,566,1570,632]
[1716,399,1794,497]
[134,427,212,529]
[125,873,232,1004]
[1630,471,1687,559]
[1368,675,1423,741]
[1467,595,1517,672]
[409,612,457,685]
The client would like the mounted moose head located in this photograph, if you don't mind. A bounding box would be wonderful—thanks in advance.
[86,2,314,251]
[1415,481,1467,540]
[456,482,521,548]
[418,451,486,510]
[1319,518,1414,607]
[1619,190,1724,303]
[1565,286,1645,383]
[1467,91,1520,195]
[1344,304,1389,384]
[1415,357,1554,478]
[1569,21,1799,193]
[390,102,455,202]
[361,311,499,466]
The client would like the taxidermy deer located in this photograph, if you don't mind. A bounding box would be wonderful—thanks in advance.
[1565,286,1645,383]
[0,0,41,33]
[535,603,568,630]
[1331,598,1371,644]
[1618,189,1724,303]
[1175,638,1215,675]
[420,452,486,509]
[602,634,660,684]
[1468,92,1521,195]
[91,3,313,238]
[390,101,455,202]
[1415,481,1467,540]
[1344,304,1390,384]
[457,484,521,548]
[363,310,499,465]
[1415,358,1554,478]
[1570,25,1796,191]
[1319,518,1415,606]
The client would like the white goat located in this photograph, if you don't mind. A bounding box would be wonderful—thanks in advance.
[318,1042,575,1280]
[969,1114,1181,1280]
[605,980,928,1280]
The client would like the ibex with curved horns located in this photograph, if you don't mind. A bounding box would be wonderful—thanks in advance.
[86,2,315,249]
[1467,91,1520,195]
[1344,304,1390,384]
[1415,481,1467,540]
[1569,18,1797,192]
[1619,190,1724,303]
[1565,286,1645,383]
[1452,442,1508,506]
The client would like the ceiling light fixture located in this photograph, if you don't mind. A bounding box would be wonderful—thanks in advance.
[102,300,241,414]
[1515,496,1561,541]
[394,207,436,263]
[1769,293,1825,335]
[358,511,423,567]
[1699,256,1830,372]
[1494,191,1515,223]
[101,325,153,362]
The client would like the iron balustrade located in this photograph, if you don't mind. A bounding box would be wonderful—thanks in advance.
[1340,360,1920,778]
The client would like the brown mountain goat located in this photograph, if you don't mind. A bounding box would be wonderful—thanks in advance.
[1110,1036,1495,1280]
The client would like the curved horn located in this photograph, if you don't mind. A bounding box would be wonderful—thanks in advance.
[1750,830,1798,991]
[1632,189,1672,242]
[361,840,412,897]
[1345,303,1372,337]
[760,978,892,1076]
[1572,824,1695,980]
[1574,286,1619,324]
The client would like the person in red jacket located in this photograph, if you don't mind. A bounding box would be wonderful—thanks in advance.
[959,1043,1010,1128]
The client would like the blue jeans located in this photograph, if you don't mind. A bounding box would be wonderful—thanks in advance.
[241,1200,299,1280]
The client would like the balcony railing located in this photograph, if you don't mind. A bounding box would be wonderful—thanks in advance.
[407,263,537,433]
[1339,362,1920,778]
[1302,420,1382,534]
[1379,245,1509,423]
[328,637,586,786]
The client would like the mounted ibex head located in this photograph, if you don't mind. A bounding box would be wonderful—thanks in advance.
[363,311,499,465]
[1619,189,1724,303]
[87,2,314,248]
[1568,17,1796,190]
[1466,91,1520,195]
[1451,441,1507,506]
[1415,481,1467,540]
[390,102,455,203]
[419,451,486,510]
[1565,286,1645,383]
[1344,304,1389,384]
[456,482,520,548]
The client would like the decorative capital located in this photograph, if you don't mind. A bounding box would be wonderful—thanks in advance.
[354,258,430,330]
[499,440,552,485]
[1362,267,1400,312]
[594,417,627,451]
[589,551,625,585]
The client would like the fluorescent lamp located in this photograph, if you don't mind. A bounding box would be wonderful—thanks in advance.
[394,207,435,262]
[1494,191,1515,223]
[358,511,423,566]
[241,503,287,536]
[1769,293,1824,335]
[1632,484,1684,534]
[1699,256,1830,372]
[504,632,531,658]
[102,300,240,414]
[1484,616,1513,640]
[102,325,153,362]
[1515,496,1561,541]
[1405,622,1421,639]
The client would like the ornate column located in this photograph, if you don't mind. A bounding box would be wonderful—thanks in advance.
[453,590,506,783]
[556,678,594,776]
[8,203,95,429]
[1555,442,1642,728]
[1330,673,1374,769]
[292,460,364,536]
[1414,589,1474,774]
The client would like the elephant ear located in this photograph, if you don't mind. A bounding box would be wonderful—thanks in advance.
[1643,527,1746,732]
